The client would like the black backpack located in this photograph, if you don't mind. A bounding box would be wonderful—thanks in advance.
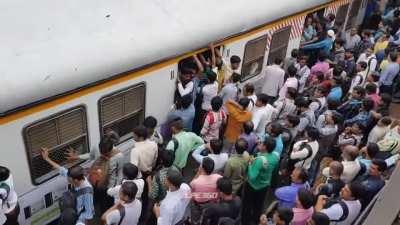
[117,205,126,225]
[287,142,313,172]
[59,186,93,221]
[0,182,11,208]
[332,201,350,222]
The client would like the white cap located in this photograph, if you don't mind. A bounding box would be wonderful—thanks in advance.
[327,30,335,38]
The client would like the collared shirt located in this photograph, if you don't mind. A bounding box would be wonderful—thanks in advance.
[239,133,258,154]
[344,33,361,50]
[201,82,218,111]
[192,145,229,172]
[295,64,310,93]
[273,98,297,120]
[323,161,361,184]
[379,62,400,86]
[219,83,238,104]
[309,97,326,113]
[252,104,276,137]
[59,167,94,222]
[275,183,307,208]
[278,77,298,99]
[107,178,144,203]
[344,58,356,75]
[247,151,279,190]
[158,183,191,225]
[328,86,343,102]
[105,200,142,225]
[130,139,158,173]
[200,110,227,142]
[321,200,362,225]
[167,105,195,132]
[149,166,180,202]
[360,175,385,204]
[290,140,319,170]
[261,134,284,157]
[297,110,316,133]
[367,93,381,109]
[368,125,390,144]
[224,154,249,194]
[261,64,285,97]
[357,53,377,74]
[292,207,314,225]
[177,81,194,97]
[350,71,367,93]
[190,174,222,203]
[166,131,204,169]
[345,111,372,128]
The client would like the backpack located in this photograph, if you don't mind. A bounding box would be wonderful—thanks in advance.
[331,201,350,222]
[288,142,314,172]
[117,205,126,225]
[0,182,10,208]
[356,74,364,86]
[59,186,93,221]
[88,155,111,189]
[312,99,327,119]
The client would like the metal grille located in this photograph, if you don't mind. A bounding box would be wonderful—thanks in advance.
[24,107,89,184]
[99,84,146,142]
[335,4,350,28]
[241,34,268,81]
[346,0,363,30]
[267,26,292,65]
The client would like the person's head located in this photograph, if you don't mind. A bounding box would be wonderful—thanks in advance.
[243,83,255,96]
[243,121,254,135]
[365,143,380,159]
[315,71,325,83]
[210,139,223,154]
[345,49,354,59]
[333,65,344,77]
[318,52,327,62]
[365,47,374,57]
[362,98,375,111]
[352,86,366,99]
[166,168,183,190]
[200,157,215,175]
[369,159,388,176]
[314,86,328,98]
[238,97,251,110]
[230,55,241,70]
[389,51,398,62]
[295,97,311,112]
[273,207,294,225]
[217,177,233,197]
[274,58,283,66]
[350,28,358,36]
[286,87,297,100]
[356,61,368,72]
[342,145,360,161]
[291,49,299,58]
[378,116,392,127]
[170,117,184,134]
[329,161,344,178]
[332,76,343,87]
[296,188,315,209]
[67,166,85,187]
[180,67,193,83]
[206,71,217,84]
[299,56,308,67]
[0,166,10,182]
[122,163,139,180]
[119,181,138,203]
[305,127,319,141]
[235,138,248,155]
[307,212,330,225]
[211,96,223,112]
[335,38,344,48]
[327,30,335,39]
[132,125,148,142]
[327,111,343,125]
[351,122,365,134]
[266,122,283,137]
[258,136,276,153]
[99,135,115,156]
[327,98,340,111]
[365,83,378,95]
[288,65,297,77]
[286,114,300,128]
[291,167,309,184]
[143,116,158,137]
[256,93,269,107]
[340,182,364,200]
[231,73,241,83]
[177,94,193,110]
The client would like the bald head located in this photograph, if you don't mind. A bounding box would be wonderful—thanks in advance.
[329,161,344,176]
[343,145,359,161]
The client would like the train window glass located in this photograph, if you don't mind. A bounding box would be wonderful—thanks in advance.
[23,106,89,185]
[346,0,363,30]
[99,83,145,143]
[241,34,268,81]
[267,26,292,65]
[335,4,350,29]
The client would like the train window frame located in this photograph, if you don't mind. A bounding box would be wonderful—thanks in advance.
[346,0,363,30]
[23,105,89,185]
[267,26,292,66]
[334,4,350,29]
[240,34,268,82]
[98,83,146,144]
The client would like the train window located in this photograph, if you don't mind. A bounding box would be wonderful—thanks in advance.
[241,34,268,81]
[23,106,89,185]
[98,83,145,143]
[346,0,363,30]
[335,4,350,29]
[267,26,292,65]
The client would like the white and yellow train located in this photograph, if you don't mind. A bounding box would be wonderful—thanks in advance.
[0,0,367,224]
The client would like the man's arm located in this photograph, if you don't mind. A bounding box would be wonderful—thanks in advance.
[290,148,309,160]
[79,193,94,222]
[41,148,61,170]
[101,202,122,224]
[192,144,206,164]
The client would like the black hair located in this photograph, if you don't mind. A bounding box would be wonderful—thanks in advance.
[170,117,184,131]
[217,177,233,195]
[333,65,344,77]
[133,125,148,140]
[335,38,344,46]
[210,139,223,154]
[316,72,325,82]
[291,49,299,58]
[67,166,85,180]
[181,94,193,109]
[288,65,297,77]
[297,168,309,183]
[235,138,248,154]
[348,182,365,200]
[122,163,139,180]
[318,52,327,61]
[99,136,114,155]
[389,51,397,62]
[181,67,193,75]
[230,55,241,64]
[353,122,366,132]
[160,148,175,167]
[263,137,276,153]
[207,71,217,83]
[238,98,251,109]
[211,96,223,112]
[362,98,375,111]
[274,58,283,65]
[365,83,377,94]
[257,93,270,105]
[287,87,297,99]
[358,61,368,70]
[166,168,183,188]
[287,114,300,127]
[327,98,340,110]
[143,116,158,129]
[353,86,366,97]
[202,157,215,175]
[295,97,311,108]
[372,159,388,172]
[244,83,255,94]
[311,212,330,225]
[243,121,254,135]
[297,188,315,209]
[316,86,328,96]
[306,126,319,141]
[330,112,343,125]
[121,181,138,201]
[276,207,294,225]
[269,122,283,136]
[0,166,10,182]
[231,73,241,83]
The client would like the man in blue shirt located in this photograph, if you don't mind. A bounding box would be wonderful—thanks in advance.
[358,159,387,205]
[41,148,94,223]
[167,94,195,131]
[379,52,400,94]
[275,167,309,208]
[302,30,335,56]
[262,122,284,157]
[327,76,343,102]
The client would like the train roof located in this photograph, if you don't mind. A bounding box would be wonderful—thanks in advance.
[0,0,332,115]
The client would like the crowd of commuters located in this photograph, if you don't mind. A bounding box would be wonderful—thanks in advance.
[2,1,400,225]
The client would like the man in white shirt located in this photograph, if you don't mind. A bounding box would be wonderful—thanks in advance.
[192,140,229,172]
[274,87,297,121]
[154,169,191,225]
[316,182,363,225]
[130,126,158,175]
[309,86,327,114]
[356,47,377,76]
[102,182,142,225]
[295,56,311,94]
[290,127,320,170]
[343,28,361,50]
[252,94,276,137]
[278,65,298,99]
[261,58,285,101]
[0,166,18,225]
[201,72,218,111]
[349,62,368,93]
[219,73,241,105]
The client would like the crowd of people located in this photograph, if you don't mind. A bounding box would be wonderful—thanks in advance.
[2,1,400,225]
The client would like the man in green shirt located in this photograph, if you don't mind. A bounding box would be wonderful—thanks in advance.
[224,138,249,195]
[241,136,279,225]
[166,118,204,169]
